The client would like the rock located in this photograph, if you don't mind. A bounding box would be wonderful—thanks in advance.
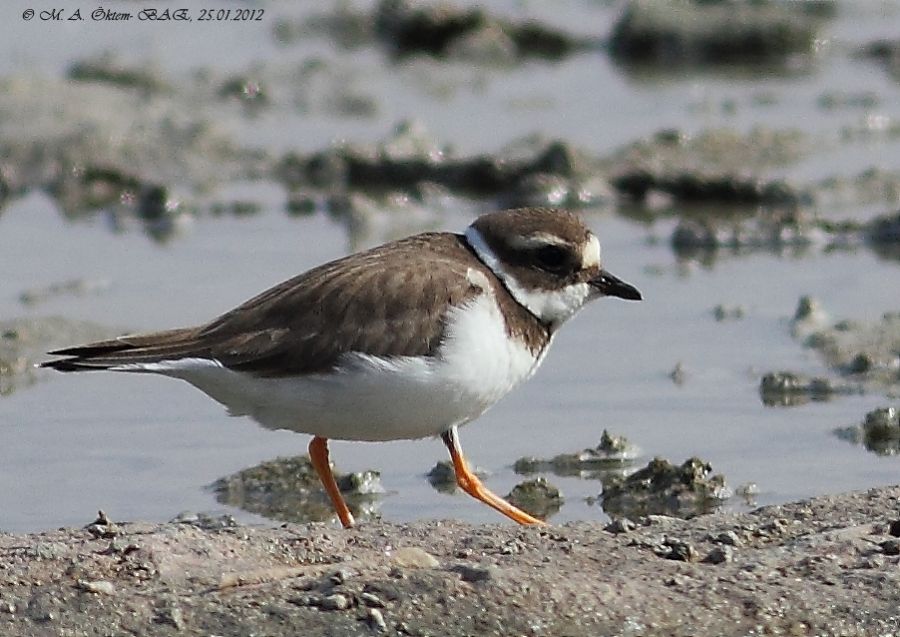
[713,304,745,321]
[452,564,496,583]
[671,213,814,261]
[715,531,742,547]
[605,518,637,535]
[391,547,439,569]
[794,295,822,322]
[335,470,384,495]
[863,407,899,436]
[85,510,120,539]
[373,0,589,61]
[791,295,829,338]
[703,546,734,565]
[654,538,697,562]
[76,580,115,595]
[211,455,382,524]
[26,593,56,622]
[880,539,900,556]
[801,311,900,394]
[426,461,488,493]
[276,131,609,209]
[867,210,900,245]
[366,607,388,632]
[19,278,110,307]
[328,567,353,585]
[734,483,759,505]
[669,361,687,385]
[506,478,563,520]
[171,512,238,530]
[68,54,168,93]
[359,592,385,608]
[834,407,900,456]
[318,594,350,611]
[602,457,730,518]
[513,430,639,478]
[759,371,860,407]
[610,0,820,65]
[155,605,185,630]
[426,461,457,492]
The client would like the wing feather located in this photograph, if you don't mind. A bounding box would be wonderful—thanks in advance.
[42,234,486,376]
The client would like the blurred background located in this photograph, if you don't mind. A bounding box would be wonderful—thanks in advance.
[2,0,899,532]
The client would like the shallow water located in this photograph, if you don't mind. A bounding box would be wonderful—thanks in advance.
[2,1,900,532]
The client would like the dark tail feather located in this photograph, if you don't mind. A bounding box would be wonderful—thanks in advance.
[41,327,203,372]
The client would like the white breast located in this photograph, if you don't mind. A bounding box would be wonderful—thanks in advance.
[113,291,547,441]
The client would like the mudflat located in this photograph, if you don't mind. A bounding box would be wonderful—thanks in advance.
[2,486,898,636]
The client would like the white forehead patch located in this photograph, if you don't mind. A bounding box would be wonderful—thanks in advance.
[506,231,569,250]
[582,235,601,268]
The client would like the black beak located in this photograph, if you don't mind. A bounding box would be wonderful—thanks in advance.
[590,269,642,301]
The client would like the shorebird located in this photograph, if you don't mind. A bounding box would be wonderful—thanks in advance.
[42,207,641,527]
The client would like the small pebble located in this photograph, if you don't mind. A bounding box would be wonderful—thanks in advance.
[605,518,636,534]
[665,575,687,587]
[715,530,742,546]
[453,564,496,583]
[360,592,385,608]
[328,567,353,585]
[793,295,820,322]
[391,547,439,569]
[880,539,900,556]
[319,594,349,611]
[363,582,402,602]
[85,510,119,539]
[367,608,388,632]
[287,594,315,607]
[156,606,185,630]
[426,461,457,487]
[713,304,745,321]
[888,519,900,538]
[25,594,54,622]
[76,580,115,595]
[847,353,874,373]
[859,554,885,569]
[657,538,697,562]
[703,546,734,564]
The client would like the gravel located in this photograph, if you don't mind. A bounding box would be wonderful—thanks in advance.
[1,486,899,636]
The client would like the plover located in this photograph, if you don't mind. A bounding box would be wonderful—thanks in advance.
[42,207,641,527]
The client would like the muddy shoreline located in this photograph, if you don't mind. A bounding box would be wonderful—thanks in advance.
[3,3,900,632]
[2,486,898,636]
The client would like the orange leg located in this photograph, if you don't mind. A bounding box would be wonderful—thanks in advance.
[441,427,544,525]
[308,436,355,528]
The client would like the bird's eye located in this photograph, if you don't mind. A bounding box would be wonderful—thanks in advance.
[535,245,569,271]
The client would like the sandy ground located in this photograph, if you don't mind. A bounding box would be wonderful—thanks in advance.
[1,486,898,637]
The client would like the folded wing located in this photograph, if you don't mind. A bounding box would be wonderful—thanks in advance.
[42,234,484,377]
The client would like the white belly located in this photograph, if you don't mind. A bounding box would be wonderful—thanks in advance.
[116,294,548,441]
